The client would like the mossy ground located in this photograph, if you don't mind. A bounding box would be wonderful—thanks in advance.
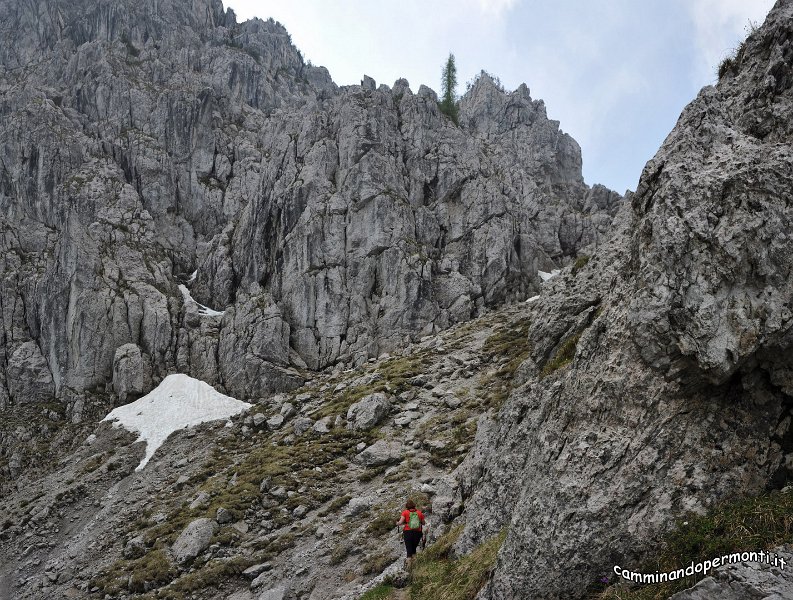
[312,353,434,419]
[597,488,793,599]
[475,316,531,409]
[572,254,590,275]
[406,526,506,600]
[540,332,581,378]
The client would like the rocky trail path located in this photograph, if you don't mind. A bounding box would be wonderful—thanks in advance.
[0,294,541,599]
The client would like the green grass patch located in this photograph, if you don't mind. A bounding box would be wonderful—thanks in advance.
[319,494,353,518]
[360,584,395,599]
[475,317,532,409]
[598,488,793,600]
[314,354,432,419]
[169,556,254,594]
[94,549,176,595]
[572,254,590,275]
[362,548,397,574]
[408,526,506,600]
[540,333,581,378]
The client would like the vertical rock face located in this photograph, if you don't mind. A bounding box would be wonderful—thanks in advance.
[458,1,793,598]
[0,0,620,419]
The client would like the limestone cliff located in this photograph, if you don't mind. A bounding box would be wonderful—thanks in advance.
[458,1,793,598]
[0,0,617,425]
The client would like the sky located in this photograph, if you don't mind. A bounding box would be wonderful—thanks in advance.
[224,0,776,194]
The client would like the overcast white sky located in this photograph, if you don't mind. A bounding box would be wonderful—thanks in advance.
[224,0,776,193]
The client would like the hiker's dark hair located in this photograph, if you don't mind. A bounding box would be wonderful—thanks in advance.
[405,499,416,510]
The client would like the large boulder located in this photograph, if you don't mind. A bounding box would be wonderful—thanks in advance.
[354,440,403,467]
[346,392,391,430]
[171,518,217,564]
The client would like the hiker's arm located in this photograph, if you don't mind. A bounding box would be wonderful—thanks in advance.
[396,515,405,527]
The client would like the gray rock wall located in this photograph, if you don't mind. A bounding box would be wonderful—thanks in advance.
[458,2,793,598]
[0,0,619,419]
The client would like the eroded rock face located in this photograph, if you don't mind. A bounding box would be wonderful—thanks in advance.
[112,344,151,405]
[0,0,619,426]
[668,546,793,599]
[6,341,54,404]
[458,2,793,599]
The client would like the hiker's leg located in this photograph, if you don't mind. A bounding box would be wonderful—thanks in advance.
[404,530,420,570]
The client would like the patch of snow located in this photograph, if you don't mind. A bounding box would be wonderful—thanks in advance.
[538,269,560,282]
[187,269,198,283]
[525,295,540,303]
[102,374,251,471]
[178,284,225,317]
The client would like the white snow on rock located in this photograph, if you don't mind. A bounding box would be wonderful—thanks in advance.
[178,284,224,317]
[102,374,251,471]
[525,295,540,303]
[538,269,560,282]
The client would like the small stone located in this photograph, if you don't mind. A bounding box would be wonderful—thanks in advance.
[266,414,285,430]
[122,535,146,559]
[420,483,435,494]
[280,402,297,419]
[242,562,272,579]
[292,417,314,435]
[216,507,233,524]
[345,497,369,517]
[312,416,332,434]
[394,411,420,427]
[444,396,461,409]
[189,492,210,510]
[232,521,248,534]
[270,487,287,499]
[252,413,266,427]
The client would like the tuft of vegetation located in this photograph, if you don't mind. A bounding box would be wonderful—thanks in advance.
[169,556,253,594]
[476,317,532,409]
[362,548,397,575]
[540,333,581,378]
[330,540,355,566]
[717,56,736,79]
[314,353,431,419]
[360,584,395,600]
[717,19,758,80]
[571,254,590,276]
[95,549,175,595]
[318,494,353,518]
[407,526,506,600]
[598,488,793,600]
[439,53,459,125]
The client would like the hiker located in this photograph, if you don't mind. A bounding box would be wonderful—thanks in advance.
[396,499,427,569]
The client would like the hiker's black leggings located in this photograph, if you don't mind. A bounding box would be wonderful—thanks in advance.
[404,530,422,557]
